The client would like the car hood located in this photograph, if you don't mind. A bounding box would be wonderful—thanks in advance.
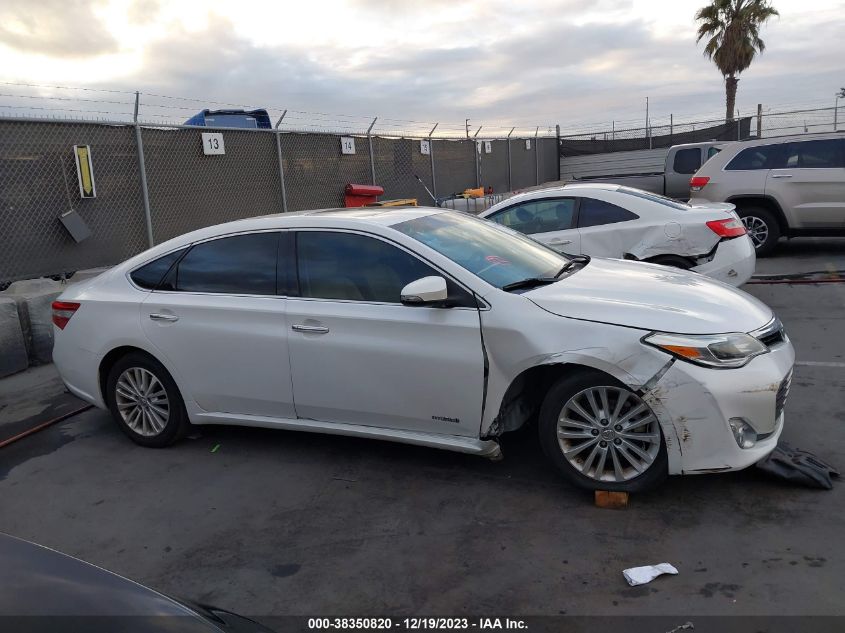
[525,257,772,334]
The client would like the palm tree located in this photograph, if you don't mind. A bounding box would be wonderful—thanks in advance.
[695,0,779,121]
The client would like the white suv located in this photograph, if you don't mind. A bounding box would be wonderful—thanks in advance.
[689,133,845,256]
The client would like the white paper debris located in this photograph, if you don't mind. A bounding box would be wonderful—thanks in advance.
[622,563,679,586]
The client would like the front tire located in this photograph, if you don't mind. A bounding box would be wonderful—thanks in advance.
[538,371,667,492]
[738,207,780,257]
[106,352,189,447]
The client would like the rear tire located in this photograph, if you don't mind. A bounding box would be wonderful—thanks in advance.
[737,206,780,257]
[106,352,189,447]
[538,370,668,492]
[647,255,693,270]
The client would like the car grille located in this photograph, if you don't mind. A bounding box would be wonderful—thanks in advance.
[753,318,786,348]
[776,369,792,419]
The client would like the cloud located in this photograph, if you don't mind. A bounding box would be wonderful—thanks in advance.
[2,0,841,132]
[0,0,117,57]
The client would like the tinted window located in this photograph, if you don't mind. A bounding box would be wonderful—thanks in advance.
[175,233,278,295]
[707,146,722,159]
[673,148,701,175]
[130,249,185,289]
[393,212,568,289]
[725,144,785,170]
[489,198,576,234]
[784,139,845,169]
[617,187,689,210]
[577,198,639,228]
[297,232,439,303]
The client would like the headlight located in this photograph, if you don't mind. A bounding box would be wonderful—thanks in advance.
[643,331,767,368]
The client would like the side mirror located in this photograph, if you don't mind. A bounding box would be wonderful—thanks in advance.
[400,276,448,306]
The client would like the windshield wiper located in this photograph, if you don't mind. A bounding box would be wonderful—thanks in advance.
[552,254,591,279]
[502,276,557,292]
[502,256,591,293]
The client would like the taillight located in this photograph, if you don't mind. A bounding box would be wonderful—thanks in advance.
[52,301,80,330]
[706,218,747,238]
[690,176,710,191]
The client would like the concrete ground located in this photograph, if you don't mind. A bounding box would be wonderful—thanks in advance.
[1,237,844,622]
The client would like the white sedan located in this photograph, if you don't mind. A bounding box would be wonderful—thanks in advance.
[479,184,756,286]
[52,208,792,492]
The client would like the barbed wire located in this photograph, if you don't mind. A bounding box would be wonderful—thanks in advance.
[0,80,841,139]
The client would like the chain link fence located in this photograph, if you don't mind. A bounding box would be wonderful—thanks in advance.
[0,119,149,282]
[0,117,558,284]
[558,106,843,156]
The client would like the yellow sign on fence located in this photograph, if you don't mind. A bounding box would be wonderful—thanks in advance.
[73,145,96,198]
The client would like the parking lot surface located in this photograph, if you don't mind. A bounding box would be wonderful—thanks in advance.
[1,238,844,620]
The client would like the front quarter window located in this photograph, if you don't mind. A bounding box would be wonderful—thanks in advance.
[392,212,569,289]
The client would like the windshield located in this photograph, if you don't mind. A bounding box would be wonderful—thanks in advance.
[392,212,569,288]
[616,186,690,210]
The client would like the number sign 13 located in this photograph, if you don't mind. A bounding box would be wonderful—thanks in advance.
[202,132,225,155]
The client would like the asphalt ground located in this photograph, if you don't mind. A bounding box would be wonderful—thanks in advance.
[1,237,844,628]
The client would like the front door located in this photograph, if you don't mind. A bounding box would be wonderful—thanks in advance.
[486,198,580,254]
[287,230,485,437]
[140,231,295,418]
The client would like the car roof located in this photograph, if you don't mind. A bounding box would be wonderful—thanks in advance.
[726,131,844,149]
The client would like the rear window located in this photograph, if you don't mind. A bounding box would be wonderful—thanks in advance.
[784,139,845,169]
[616,187,689,210]
[130,249,186,290]
[672,148,701,175]
[577,198,639,227]
[725,144,785,170]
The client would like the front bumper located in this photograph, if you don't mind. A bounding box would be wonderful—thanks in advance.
[692,236,756,287]
[643,338,794,475]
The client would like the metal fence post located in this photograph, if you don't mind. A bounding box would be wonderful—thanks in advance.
[555,124,561,181]
[274,110,288,213]
[133,91,155,247]
[367,117,377,185]
[506,127,515,191]
[473,126,482,188]
[429,123,438,198]
[534,127,539,186]
[757,103,763,137]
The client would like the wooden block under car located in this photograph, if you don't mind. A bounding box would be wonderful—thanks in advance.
[595,490,629,509]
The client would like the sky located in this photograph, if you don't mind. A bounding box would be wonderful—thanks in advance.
[0,0,842,134]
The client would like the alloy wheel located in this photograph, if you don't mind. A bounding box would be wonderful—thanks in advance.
[115,367,170,437]
[742,216,769,249]
[557,386,661,483]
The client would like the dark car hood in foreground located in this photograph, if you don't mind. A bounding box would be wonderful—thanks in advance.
[0,533,271,632]
[526,257,772,334]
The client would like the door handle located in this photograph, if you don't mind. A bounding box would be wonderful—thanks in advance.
[771,174,793,178]
[149,313,179,322]
[292,324,329,334]
[549,239,572,245]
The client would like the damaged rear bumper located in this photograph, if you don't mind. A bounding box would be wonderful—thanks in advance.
[641,340,795,475]
[692,235,756,287]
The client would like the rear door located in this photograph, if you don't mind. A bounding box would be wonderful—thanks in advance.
[286,230,485,437]
[575,196,641,257]
[766,139,845,228]
[485,198,580,253]
[140,231,295,418]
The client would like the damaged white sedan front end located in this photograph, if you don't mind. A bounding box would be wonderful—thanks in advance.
[475,255,794,490]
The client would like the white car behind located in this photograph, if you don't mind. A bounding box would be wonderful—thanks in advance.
[480,184,755,286]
